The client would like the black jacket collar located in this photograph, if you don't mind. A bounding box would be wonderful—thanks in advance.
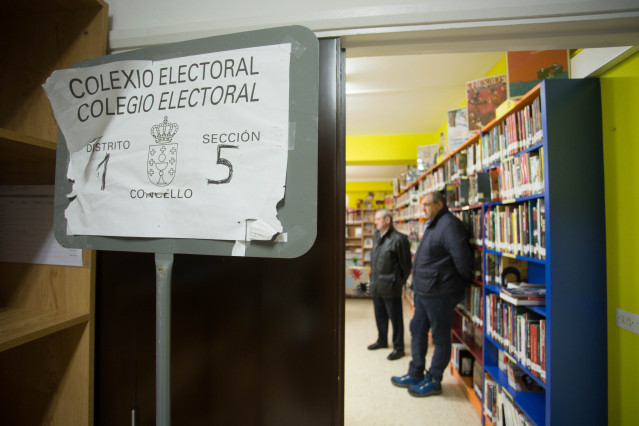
[427,206,449,228]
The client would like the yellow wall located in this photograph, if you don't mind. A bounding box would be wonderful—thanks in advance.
[345,134,438,205]
[345,181,394,209]
[600,50,639,426]
[345,133,438,165]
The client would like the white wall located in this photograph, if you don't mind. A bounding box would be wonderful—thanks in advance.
[108,0,639,54]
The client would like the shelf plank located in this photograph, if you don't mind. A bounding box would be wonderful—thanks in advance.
[0,308,90,352]
[0,128,57,184]
[0,128,57,151]
[485,334,547,390]
[452,327,483,361]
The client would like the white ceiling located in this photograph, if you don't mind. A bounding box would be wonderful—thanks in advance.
[345,51,504,182]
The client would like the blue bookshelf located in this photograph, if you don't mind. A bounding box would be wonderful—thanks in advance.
[393,79,606,426]
[481,79,607,425]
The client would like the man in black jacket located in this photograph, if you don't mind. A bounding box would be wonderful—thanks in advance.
[391,191,473,396]
[367,209,412,361]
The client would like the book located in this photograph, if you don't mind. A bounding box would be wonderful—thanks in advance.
[507,362,544,393]
[489,167,500,201]
[458,177,469,206]
[363,237,373,248]
[473,359,483,399]
[500,289,546,306]
[502,284,545,297]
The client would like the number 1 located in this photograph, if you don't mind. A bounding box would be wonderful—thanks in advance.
[96,153,110,191]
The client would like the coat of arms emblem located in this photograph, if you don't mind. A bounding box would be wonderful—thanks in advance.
[148,116,178,186]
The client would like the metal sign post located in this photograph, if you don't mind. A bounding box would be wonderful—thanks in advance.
[155,253,174,426]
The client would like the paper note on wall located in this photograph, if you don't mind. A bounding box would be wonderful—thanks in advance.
[0,186,83,266]
[43,44,291,241]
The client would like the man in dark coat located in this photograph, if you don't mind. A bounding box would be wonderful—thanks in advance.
[368,209,412,361]
[391,190,473,396]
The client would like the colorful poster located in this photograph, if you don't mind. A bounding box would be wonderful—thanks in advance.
[447,107,473,151]
[43,44,291,241]
[507,50,569,98]
[466,75,507,131]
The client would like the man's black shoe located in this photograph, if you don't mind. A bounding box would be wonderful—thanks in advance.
[387,350,405,360]
[367,342,388,350]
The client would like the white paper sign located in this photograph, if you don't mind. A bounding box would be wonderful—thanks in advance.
[43,44,291,241]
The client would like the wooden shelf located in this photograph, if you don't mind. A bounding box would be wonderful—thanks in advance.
[0,128,57,184]
[452,328,482,362]
[450,364,482,417]
[0,0,107,423]
[0,128,57,151]
[0,308,90,352]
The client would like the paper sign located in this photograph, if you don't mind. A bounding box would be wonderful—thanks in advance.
[43,44,291,241]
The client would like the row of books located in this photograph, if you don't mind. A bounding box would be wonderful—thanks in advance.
[484,375,536,426]
[394,190,417,209]
[430,149,544,209]
[473,250,483,281]
[451,343,475,377]
[397,156,491,208]
[345,209,361,223]
[460,284,484,327]
[466,141,483,176]
[493,148,545,201]
[452,207,483,246]
[484,376,501,423]
[397,194,546,262]
[393,165,423,193]
[481,97,544,168]
[484,198,546,259]
[422,164,449,193]
[462,313,483,351]
[486,292,546,382]
[394,202,422,222]
[396,99,543,204]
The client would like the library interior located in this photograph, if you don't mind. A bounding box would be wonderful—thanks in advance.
[2,1,639,425]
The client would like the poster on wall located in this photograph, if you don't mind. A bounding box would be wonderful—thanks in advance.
[466,74,507,131]
[446,107,474,151]
[44,44,292,242]
[507,50,569,98]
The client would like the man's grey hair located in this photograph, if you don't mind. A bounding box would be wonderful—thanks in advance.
[376,208,393,222]
[429,190,446,206]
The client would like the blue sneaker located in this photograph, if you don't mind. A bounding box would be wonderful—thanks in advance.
[391,372,431,388]
[408,378,442,397]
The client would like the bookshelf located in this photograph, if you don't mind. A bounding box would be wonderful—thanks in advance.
[0,1,108,424]
[344,208,377,267]
[345,208,364,266]
[393,79,606,425]
[361,208,376,266]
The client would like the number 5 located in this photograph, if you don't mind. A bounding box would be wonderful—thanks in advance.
[207,144,238,184]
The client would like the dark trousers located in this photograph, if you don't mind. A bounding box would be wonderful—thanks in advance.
[408,292,463,382]
[372,296,404,351]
